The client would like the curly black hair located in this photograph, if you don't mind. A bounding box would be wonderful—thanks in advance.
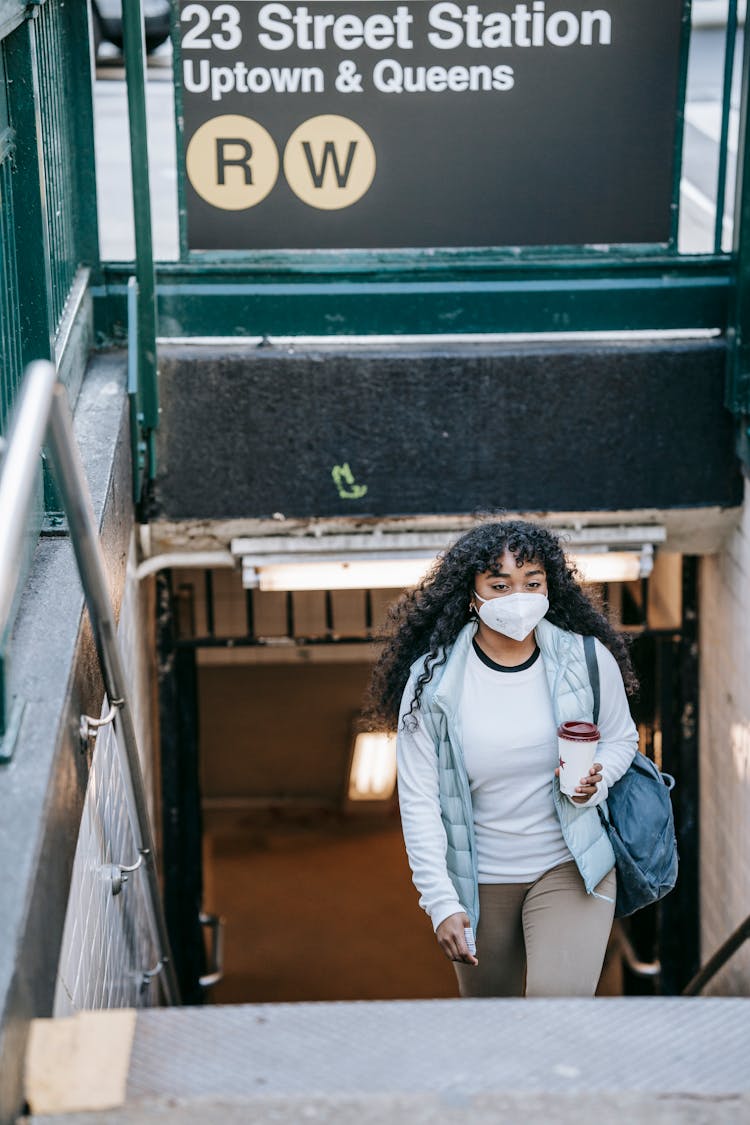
[365,519,638,729]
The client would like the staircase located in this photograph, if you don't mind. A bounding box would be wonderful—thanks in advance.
[21,997,750,1123]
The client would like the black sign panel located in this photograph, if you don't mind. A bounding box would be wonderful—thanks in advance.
[177,1,686,251]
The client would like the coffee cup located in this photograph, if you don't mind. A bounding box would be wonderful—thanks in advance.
[557,721,601,797]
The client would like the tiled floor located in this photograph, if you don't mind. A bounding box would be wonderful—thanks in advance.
[201,813,622,1005]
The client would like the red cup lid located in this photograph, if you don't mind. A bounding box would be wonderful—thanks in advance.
[557,721,600,741]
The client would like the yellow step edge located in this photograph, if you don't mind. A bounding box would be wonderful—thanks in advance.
[25,1009,137,1115]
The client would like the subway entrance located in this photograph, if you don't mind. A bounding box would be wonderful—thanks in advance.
[155,542,699,1005]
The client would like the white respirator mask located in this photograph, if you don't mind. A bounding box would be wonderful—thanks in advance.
[473,591,549,641]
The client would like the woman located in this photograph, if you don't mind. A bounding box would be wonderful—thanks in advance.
[367,520,639,998]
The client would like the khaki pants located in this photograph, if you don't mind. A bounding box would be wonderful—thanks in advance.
[454,860,616,998]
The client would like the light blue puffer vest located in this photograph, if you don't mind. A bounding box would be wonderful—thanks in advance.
[414,619,616,932]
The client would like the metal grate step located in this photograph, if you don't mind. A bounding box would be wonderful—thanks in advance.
[22,997,750,1124]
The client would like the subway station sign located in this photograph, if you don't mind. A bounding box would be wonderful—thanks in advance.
[176,1,686,251]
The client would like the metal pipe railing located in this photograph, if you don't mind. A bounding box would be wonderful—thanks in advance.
[617,927,662,980]
[682,912,750,995]
[0,360,180,1006]
[0,361,57,644]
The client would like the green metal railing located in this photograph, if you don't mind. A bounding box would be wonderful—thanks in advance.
[0,0,99,428]
[0,120,22,429]
[34,0,82,332]
[0,0,105,677]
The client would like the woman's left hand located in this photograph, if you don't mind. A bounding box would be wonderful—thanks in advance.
[554,762,603,804]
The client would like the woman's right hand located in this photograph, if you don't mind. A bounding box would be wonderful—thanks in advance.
[435,911,478,965]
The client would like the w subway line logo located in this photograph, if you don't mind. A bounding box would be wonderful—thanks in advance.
[186,114,376,210]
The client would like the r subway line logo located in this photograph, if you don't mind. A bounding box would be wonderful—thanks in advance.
[186,114,377,210]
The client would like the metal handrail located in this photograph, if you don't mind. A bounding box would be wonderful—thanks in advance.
[617,927,662,980]
[682,912,750,995]
[0,360,180,1006]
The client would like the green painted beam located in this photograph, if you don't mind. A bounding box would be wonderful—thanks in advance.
[94,258,731,340]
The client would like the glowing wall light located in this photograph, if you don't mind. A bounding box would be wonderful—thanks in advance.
[347,731,397,801]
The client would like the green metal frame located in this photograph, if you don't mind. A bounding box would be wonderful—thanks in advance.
[171,0,696,267]
[669,0,693,248]
[4,14,54,368]
[87,0,742,343]
[0,0,104,680]
[127,275,151,504]
[121,0,159,434]
[171,0,188,260]
[94,254,731,339]
[0,55,22,429]
[2,0,99,392]
[727,1,750,426]
[714,0,739,253]
[118,0,160,499]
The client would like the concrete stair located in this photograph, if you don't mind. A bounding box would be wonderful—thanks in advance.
[21,998,750,1123]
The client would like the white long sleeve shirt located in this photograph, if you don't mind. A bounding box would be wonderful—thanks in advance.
[396,636,638,931]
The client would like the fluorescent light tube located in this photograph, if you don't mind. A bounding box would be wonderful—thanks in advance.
[254,558,435,591]
[348,732,397,801]
[569,551,647,584]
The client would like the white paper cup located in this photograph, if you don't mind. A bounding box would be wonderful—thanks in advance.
[557,721,600,797]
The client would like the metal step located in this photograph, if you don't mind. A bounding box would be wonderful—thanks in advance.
[22,998,750,1124]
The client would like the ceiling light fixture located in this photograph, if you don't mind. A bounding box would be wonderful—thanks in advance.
[570,545,654,584]
[245,557,436,591]
[234,529,662,591]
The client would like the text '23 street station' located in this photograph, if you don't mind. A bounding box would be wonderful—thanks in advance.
[183,3,614,98]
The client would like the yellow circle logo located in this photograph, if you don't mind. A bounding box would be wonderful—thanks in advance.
[283,116,376,211]
[186,115,279,210]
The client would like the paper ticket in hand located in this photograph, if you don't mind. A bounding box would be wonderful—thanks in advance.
[464,926,476,956]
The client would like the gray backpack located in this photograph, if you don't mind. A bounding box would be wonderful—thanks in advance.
[584,635,679,918]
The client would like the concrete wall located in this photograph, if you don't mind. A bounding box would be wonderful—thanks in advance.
[0,354,135,1122]
[699,481,750,994]
[53,543,160,1015]
[199,661,372,803]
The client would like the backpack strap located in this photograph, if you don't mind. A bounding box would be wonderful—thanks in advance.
[583,634,600,726]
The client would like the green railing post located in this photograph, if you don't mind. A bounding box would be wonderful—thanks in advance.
[127,276,147,503]
[669,0,694,249]
[727,2,750,435]
[714,0,739,253]
[67,0,101,273]
[121,1,159,456]
[0,57,23,429]
[3,13,53,367]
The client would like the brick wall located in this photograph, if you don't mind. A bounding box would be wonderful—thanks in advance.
[699,481,750,994]
[53,539,162,1014]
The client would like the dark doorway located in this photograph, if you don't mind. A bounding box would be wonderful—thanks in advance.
[156,557,699,1002]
